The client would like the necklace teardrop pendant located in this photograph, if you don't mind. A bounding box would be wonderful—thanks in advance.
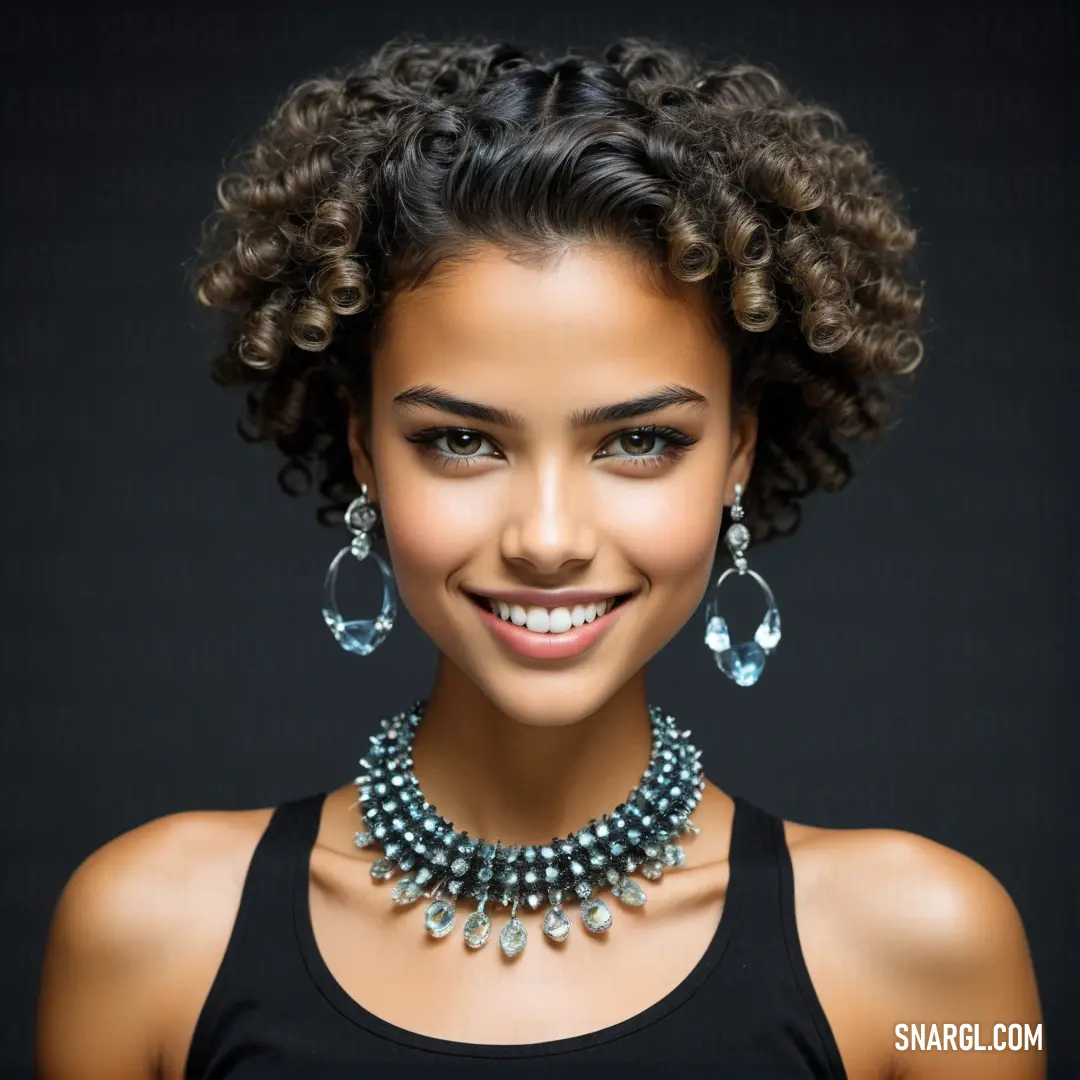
[542,905,571,942]
[499,916,528,957]
[612,876,647,906]
[424,899,456,938]
[463,906,492,949]
[580,897,613,933]
[391,877,423,904]
[370,856,396,880]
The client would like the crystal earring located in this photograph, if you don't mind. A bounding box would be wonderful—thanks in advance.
[704,483,781,686]
[322,483,398,656]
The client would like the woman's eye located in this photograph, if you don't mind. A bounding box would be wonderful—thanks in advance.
[439,430,493,457]
[597,426,696,467]
[604,430,663,457]
[405,428,501,467]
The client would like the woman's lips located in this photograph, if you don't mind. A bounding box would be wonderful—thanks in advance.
[468,592,635,661]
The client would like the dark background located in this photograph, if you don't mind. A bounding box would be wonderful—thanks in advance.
[2,0,1075,1076]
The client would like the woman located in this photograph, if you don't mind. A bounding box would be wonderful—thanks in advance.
[35,36,1044,1080]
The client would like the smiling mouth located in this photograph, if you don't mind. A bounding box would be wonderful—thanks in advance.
[465,591,636,632]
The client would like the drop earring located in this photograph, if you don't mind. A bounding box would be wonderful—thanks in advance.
[704,483,781,686]
[322,483,398,656]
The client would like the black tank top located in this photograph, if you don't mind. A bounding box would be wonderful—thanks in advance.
[184,792,847,1079]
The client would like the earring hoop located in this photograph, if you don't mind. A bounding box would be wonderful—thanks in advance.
[322,484,398,656]
[703,483,781,686]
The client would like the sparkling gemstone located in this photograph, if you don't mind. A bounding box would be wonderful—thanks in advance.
[370,857,396,880]
[719,636,766,684]
[725,522,750,553]
[595,823,609,838]
[574,880,591,899]
[424,899,455,938]
[612,876,647,906]
[451,858,469,876]
[478,865,493,882]
[463,910,492,948]
[545,866,559,882]
[570,861,584,876]
[604,866,620,884]
[704,612,731,654]
[641,858,665,881]
[414,867,433,885]
[347,502,379,532]
[755,606,782,650]
[541,846,555,859]
[526,893,541,909]
[543,905,572,942]
[664,844,686,867]
[577,831,594,847]
[580,898,613,933]
[354,832,373,848]
[499,917,528,957]
[447,880,464,895]
[391,877,423,904]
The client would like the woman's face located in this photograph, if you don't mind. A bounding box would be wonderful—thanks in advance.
[348,242,757,727]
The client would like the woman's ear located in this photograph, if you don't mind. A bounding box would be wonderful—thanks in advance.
[727,405,758,499]
[343,395,379,502]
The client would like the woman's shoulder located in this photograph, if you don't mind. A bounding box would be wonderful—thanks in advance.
[63,803,279,923]
[783,814,1028,966]
[37,803,279,1080]
[781,812,1040,1046]
[769,811,1042,1079]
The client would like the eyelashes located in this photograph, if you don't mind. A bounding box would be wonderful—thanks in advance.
[405,424,697,472]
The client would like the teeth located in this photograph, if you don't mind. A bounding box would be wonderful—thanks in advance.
[485,596,622,634]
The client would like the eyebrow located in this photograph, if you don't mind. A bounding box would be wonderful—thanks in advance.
[392,383,708,429]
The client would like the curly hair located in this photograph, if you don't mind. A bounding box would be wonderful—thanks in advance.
[191,35,925,545]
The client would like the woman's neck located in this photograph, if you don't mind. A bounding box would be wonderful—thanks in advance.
[409,656,655,846]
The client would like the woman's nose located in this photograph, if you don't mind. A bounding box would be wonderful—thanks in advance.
[498,461,598,573]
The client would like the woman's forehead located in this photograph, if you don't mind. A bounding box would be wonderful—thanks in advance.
[372,243,728,392]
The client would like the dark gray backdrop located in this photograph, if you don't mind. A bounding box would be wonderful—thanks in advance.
[2,1,1075,1076]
